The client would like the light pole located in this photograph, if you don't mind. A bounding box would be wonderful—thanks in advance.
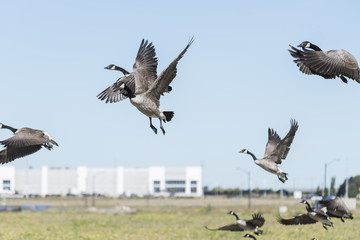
[237,168,251,209]
[323,159,340,197]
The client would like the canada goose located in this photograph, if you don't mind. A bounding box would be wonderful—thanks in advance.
[204,211,265,235]
[319,197,353,222]
[98,64,173,104]
[98,38,193,134]
[239,119,298,183]
[277,200,333,230]
[289,41,360,84]
[243,233,257,240]
[0,123,58,164]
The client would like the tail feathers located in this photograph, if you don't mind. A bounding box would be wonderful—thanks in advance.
[163,111,174,122]
[254,229,263,235]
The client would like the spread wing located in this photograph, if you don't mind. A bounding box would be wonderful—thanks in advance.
[133,39,158,95]
[320,198,350,214]
[0,145,42,164]
[247,213,265,228]
[0,128,48,148]
[289,45,360,82]
[277,214,317,225]
[204,223,243,231]
[264,128,281,157]
[268,119,298,164]
[97,74,136,103]
[304,49,360,81]
[147,37,194,100]
[289,45,337,79]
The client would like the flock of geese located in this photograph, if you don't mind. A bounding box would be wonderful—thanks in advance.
[0,38,358,239]
[204,198,353,239]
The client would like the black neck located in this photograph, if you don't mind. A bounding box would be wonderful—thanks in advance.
[304,201,312,212]
[249,235,257,240]
[232,212,239,220]
[1,124,17,133]
[114,66,130,75]
[246,151,257,161]
[309,43,322,51]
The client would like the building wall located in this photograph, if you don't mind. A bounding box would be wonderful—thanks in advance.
[0,166,15,194]
[186,167,202,196]
[47,168,77,195]
[123,168,149,197]
[15,168,42,195]
[86,168,117,196]
[148,167,165,195]
[3,166,202,197]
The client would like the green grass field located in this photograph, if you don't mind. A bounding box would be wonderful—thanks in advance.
[0,197,358,240]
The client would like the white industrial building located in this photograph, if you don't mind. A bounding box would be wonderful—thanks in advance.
[0,166,202,197]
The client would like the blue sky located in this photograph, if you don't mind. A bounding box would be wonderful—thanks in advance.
[1,1,360,191]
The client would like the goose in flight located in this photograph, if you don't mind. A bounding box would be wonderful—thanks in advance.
[277,200,333,230]
[0,123,58,164]
[98,38,193,134]
[239,119,298,183]
[204,211,265,235]
[289,41,360,84]
[319,197,353,222]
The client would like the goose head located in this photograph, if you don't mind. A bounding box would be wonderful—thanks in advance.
[297,41,311,49]
[104,64,117,70]
[243,234,257,239]
[227,210,235,215]
[239,149,248,154]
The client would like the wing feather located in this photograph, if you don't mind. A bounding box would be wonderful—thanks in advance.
[264,128,281,157]
[97,74,136,103]
[0,128,47,148]
[133,39,158,95]
[147,37,194,100]
[277,214,317,225]
[268,119,298,164]
[247,213,265,227]
[0,145,42,164]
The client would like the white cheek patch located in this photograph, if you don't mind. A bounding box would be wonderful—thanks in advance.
[305,42,310,48]
[110,65,116,70]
